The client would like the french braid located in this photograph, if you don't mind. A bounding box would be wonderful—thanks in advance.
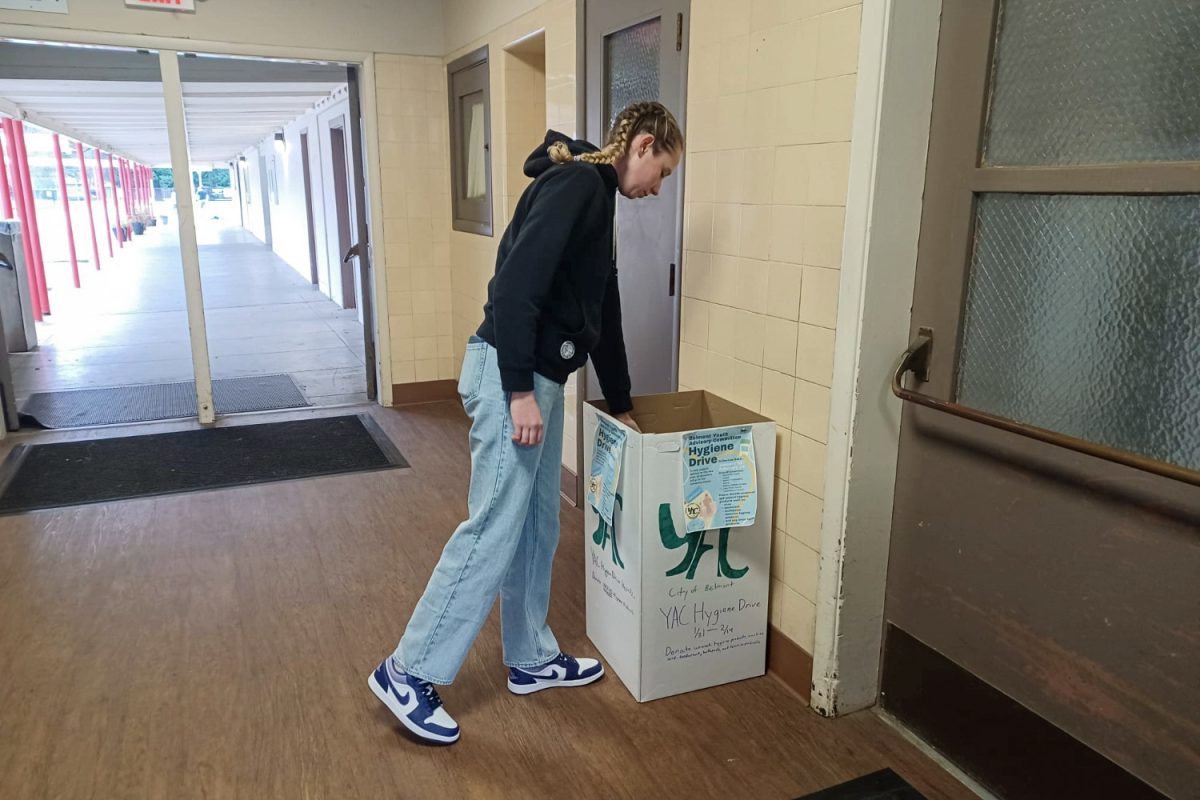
[548,101,683,165]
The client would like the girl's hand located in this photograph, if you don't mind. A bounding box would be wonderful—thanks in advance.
[615,412,641,433]
[510,392,544,447]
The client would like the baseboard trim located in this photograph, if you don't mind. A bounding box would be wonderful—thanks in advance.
[391,380,458,406]
[880,624,1168,800]
[560,465,578,506]
[767,624,813,705]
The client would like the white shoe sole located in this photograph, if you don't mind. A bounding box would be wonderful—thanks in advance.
[368,673,460,744]
[507,668,605,695]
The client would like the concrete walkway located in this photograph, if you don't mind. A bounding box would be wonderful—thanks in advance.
[10,210,368,412]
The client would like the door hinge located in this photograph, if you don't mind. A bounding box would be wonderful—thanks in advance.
[676,13,683,52]
[668,263,676,296]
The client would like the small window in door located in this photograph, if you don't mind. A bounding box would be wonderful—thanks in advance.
[448,47,493,236]
[603,17,662,133]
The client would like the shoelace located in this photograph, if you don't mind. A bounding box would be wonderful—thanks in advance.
[414,678,443,710]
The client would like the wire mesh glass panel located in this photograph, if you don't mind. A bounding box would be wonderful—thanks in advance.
[603,17,661,137]
[984,0,1200,165]
[958,194,1200,471]
[462,91,486,200]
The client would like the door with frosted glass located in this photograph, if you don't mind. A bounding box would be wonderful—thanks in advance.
[585,0,688,400]
[883,2,1199,797]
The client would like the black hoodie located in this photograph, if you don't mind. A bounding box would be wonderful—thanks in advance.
[475,130,632,414]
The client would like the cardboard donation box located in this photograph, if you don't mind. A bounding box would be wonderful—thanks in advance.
[583,391,776,702]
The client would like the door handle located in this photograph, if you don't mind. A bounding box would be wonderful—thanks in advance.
[668,262,676,297]
[891,330,1200,487]
[342,243,360,264]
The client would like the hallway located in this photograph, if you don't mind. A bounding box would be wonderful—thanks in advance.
[10,215,368,412]
[0,402,975,800]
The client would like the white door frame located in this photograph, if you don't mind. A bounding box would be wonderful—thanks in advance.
[158,49,215,423]
[809,0,942,716]
[0,23,395,410]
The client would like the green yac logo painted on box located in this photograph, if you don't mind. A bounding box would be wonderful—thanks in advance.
[659,503,748,580]
[592,493,625,569]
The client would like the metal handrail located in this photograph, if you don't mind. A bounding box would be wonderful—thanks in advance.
[891,333,1200,489]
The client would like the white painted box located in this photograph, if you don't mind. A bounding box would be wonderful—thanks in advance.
[583,391,776,702]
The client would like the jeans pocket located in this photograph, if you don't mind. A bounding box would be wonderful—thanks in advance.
[458,342,488,401]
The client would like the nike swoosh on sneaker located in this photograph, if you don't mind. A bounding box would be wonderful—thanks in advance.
[526,665,567,680]
[392,684,419,713]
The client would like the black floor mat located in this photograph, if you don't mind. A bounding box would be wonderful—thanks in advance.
[0,414,406,514]
[20,374,310,429]
[796,769,926,800]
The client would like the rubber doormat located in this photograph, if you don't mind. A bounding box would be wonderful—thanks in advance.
[0,414,406,514]
[20,374,310,429]
[796,769,926,800]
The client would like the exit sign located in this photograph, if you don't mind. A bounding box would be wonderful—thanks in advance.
[126,0,195,10]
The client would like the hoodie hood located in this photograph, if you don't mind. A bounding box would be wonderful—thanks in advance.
[524,130,618,192]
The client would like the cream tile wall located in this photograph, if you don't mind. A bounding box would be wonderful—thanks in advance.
[446,0,581,473]
[503,43,548,227]
[374,54,456,384]
[680,0,862,654]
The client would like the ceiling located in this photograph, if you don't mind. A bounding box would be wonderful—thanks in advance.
[0,79,344,164]
[0,43,347,166]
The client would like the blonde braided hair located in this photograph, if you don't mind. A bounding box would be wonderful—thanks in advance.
[548,101,683,165]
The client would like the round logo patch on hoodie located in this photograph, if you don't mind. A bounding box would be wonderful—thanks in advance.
[560,340,576,360]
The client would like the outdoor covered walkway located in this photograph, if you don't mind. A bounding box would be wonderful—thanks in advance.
[10,214,367,411]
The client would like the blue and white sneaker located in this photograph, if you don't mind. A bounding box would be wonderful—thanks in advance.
[507,652,605,695]
[368,657,460,744]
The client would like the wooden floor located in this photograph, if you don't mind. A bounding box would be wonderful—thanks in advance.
[11,205,368,409]
[0,403,978,800]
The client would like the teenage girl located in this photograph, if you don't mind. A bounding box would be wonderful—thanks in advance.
[370,101,684,744]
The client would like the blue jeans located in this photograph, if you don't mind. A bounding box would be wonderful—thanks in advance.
[393,337,565,684]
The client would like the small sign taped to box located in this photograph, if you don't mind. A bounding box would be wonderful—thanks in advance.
[681,426,757,533]
[587,416,626,527]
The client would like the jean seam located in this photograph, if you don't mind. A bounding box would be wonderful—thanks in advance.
[532,389,563,665]
[412,394,510,674]
[522,474,545,664]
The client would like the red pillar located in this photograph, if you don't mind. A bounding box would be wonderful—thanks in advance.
[2,119,41,321]
[122,159,132,234]
[95,149,113,258]
[76,142,101,272]
[0,131,12,219]
[108,153,123,248]
[14,122,49,315]
[123,160,134,225]
[118,159,128,222]
[52,134,81,289]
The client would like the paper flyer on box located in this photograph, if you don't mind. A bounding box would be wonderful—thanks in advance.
[681,426,757,533]
[588,416,627,526]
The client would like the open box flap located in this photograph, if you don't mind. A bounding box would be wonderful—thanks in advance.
[590,390,770,435]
